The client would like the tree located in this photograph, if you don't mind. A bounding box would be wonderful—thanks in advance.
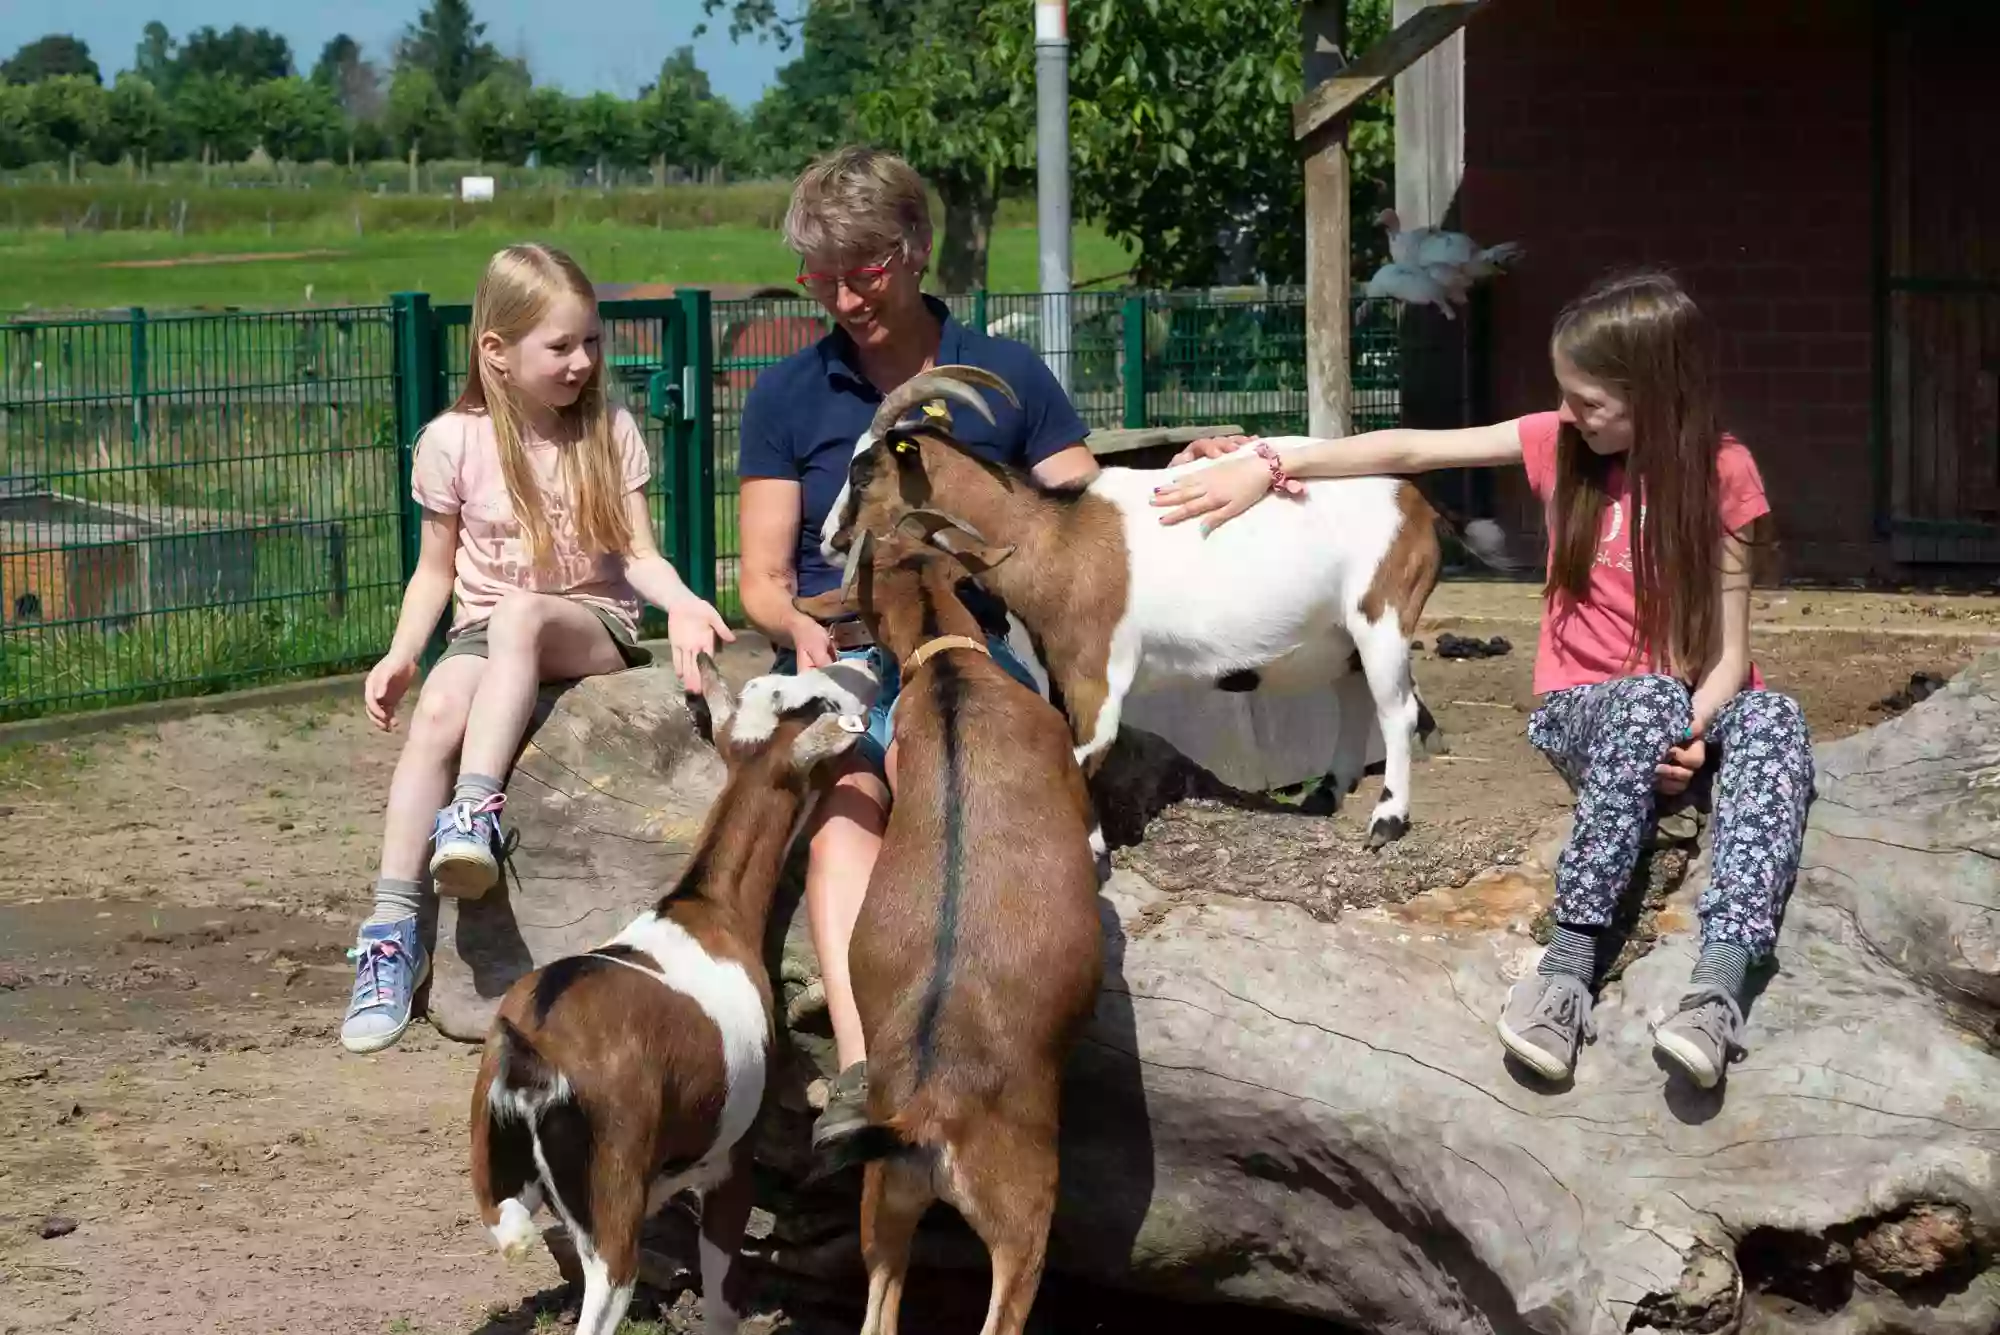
[312,35,384,123]
[171,74,258,162]
[383,67,454,160]
[738,2,876,176]
[634,45,741,173]
[251,77,343,163]
[3,34,101,85]
[175,25,295,84]
[102,73,170,165]
[0,84,42,168]
[457,69,535,163]
[569,92,639,177]
[395,0,500,107]
[523,87,575,166]
[133,23,177,96]
[26,76,108,164]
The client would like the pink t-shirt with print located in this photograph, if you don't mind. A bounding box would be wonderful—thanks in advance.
[411,408,651,636]
[1517,410,1770,696]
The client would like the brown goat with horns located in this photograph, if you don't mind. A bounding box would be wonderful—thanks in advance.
[797,501,1104,1335]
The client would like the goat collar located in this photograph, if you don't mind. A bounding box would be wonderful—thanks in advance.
[900,634,989,677]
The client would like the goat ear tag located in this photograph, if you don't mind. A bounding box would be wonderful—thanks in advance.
[836,714,867,734]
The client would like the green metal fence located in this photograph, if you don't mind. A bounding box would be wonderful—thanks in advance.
[1,288,1400,723]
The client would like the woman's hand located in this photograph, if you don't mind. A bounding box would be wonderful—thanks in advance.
[1150,452,1294,533]
[364,653,419,732]
[786,613,837,670]
[666,596,738,692]
[1167,433,1254,467]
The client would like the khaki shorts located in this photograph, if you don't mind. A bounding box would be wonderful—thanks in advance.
[436,603,653,668]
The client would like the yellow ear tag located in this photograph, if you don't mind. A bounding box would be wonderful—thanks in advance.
[893,438,917,455]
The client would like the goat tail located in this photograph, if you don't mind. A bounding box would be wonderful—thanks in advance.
[476,1017,572,1258]
[1423,493,1524,575]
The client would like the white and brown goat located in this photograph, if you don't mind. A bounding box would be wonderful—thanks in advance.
[820,366,1474,848]
[796,517,1104,1335]
[468,655,879,1335]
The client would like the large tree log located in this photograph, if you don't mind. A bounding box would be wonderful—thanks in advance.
[439,650,2000,1333]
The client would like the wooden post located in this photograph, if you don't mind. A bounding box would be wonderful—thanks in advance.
[1302,2,1351,440]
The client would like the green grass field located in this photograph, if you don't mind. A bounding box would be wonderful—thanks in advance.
[0,222,1137,314]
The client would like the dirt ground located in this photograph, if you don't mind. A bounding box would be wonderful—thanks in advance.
[3,587,1996,1335]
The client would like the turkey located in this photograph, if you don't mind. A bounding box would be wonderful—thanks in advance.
[1354,261,1462,324]
[1378,207,1525,280]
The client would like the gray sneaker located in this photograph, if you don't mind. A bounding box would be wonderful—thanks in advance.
[1497,973,1598,1080]
[1653,985,1745,1089]
[811,1061,870,1151]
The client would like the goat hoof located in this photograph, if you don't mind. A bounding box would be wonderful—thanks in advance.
[1365,815,1409,850]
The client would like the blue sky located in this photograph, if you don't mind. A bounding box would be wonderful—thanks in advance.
[0,0,797,105]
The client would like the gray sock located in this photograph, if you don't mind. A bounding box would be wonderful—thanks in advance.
[366,877,423,927]
[451,772,503,807]
[1539,924,1602,983]
[1691,942,1751,998]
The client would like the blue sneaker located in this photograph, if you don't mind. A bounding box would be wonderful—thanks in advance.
[429,793,506,899]
[340,917,429,1054]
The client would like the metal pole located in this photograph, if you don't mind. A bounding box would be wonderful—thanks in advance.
[1034,0,1072,396]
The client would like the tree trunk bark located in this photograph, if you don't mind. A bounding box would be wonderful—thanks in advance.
[935,173,995,295]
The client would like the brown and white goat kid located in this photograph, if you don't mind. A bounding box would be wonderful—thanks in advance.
[795,518,1104,1335]
[820,365,1477,849]
[469,654,879,1335]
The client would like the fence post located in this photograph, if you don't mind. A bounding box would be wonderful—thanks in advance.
[1121,295,1146,429]
[972,288,988,335]
[674,288,718,605]
[390,291,448,665]
[128,306,148,455]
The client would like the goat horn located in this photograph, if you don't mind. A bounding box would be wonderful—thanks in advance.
[839,528,874,605]
[895,507,992,546]
[868,365,1020,439]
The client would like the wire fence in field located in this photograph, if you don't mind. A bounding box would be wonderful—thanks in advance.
[1,287,1400,722]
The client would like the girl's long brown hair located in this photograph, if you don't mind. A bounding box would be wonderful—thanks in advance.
[1546,269,1730,680]
[449,242,632,572]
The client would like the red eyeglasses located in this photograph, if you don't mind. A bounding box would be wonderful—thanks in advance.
[796,259,895,298]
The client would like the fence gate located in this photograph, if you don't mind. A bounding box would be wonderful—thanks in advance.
[1883,4,2000,563]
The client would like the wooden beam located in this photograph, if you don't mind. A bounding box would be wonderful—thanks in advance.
[1292,0,1489,142]
[1303,1,1350,438]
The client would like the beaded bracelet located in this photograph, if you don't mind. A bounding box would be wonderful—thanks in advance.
[1253,440,1303,496]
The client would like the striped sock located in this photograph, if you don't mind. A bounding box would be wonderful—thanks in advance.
[451,772,503,807]
[366,877,423,928]
[1691,941,1751,998]
[1538,924,1602,983]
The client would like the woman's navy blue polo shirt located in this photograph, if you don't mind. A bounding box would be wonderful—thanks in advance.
[737,295,1090,602]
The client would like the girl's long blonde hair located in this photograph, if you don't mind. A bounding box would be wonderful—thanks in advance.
[450,243,632,572]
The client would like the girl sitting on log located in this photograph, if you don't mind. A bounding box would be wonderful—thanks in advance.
[1151,268,1814,1091]
[338,242,734,1055]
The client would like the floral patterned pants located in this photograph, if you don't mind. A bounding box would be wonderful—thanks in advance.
[1528,674,1815,958]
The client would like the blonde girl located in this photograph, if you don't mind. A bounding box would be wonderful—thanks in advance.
[1152,269,1814,1094]
[340,242,734,1055]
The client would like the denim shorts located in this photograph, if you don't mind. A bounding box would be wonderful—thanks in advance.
[770,631,1042,772]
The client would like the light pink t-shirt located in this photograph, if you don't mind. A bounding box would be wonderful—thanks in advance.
[411,408,651,636]
[1518,410,1770,696]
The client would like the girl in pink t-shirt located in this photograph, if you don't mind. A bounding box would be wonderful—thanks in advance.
[340,243,734,1055]
[1149,269,1814,1094]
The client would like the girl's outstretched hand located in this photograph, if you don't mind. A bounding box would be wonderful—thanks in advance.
[1150,453,1287,534]
[667,596,738,692]
[364,653,418,732]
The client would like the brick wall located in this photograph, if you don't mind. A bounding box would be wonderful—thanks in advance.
[1457,0,1880,579]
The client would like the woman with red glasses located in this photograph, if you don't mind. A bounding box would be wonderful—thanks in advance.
[736,145,1100,1154]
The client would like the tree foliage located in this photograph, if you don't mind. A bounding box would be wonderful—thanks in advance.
[104,73,171,162]
[384,68,454,159]
[250,77,343,163]
[176,26,295,85]
[3,35,102,86]
[395,0,501,108]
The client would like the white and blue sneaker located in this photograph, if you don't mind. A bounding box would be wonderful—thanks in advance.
[429,793,506,899]
[339,916,429,1054]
